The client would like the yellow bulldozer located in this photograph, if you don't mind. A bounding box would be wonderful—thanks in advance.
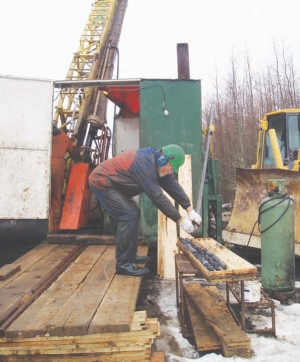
[223,109,300,256]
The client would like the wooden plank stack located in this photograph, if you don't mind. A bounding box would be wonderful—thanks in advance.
[0,312,159,361]
[176,238,258,358]
[185,294,222,352]
[0,243,160,361]
[184,283,251,358]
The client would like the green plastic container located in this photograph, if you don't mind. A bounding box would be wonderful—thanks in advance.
[260,191,295,297]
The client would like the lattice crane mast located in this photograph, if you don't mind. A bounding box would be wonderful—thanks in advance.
[53,0,128,231]
[53,0,128,164]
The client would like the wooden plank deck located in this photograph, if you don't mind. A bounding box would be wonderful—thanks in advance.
[0,243,160,361]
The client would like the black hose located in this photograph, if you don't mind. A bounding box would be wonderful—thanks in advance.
[258,193,293,233]
[243,193,293,255]
[243,220,259,256]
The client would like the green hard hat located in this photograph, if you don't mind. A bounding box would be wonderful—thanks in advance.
[162,144,185,173]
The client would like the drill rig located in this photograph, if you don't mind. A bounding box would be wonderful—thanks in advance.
[0,2,223,246]
[53,0,128,231]
[51,2,223,243]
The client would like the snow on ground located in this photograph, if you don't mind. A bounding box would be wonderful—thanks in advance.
[149,278,300,361]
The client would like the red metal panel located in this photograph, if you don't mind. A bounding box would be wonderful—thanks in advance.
[60,163,92,230]
[102,86,139,117]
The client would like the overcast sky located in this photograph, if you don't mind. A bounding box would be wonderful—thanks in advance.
[1,0,298,95]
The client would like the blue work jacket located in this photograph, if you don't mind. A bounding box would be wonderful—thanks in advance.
[89,147,191,222]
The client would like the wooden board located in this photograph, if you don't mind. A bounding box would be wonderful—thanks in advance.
[130,310,147,331]
[178,155,193,239]
[47,233,145,245]
[157,192,177,279]
[150,351,165,362]
[52,245,116,337]
[0,244,58,289]
[89,246,149,334]
[157,155,192,279]
[184,283,251,358]
[175,253,199,275]
[185,294,221,352]
[0,264,21,281]
[177,237,257,282]
[0,244,77,324]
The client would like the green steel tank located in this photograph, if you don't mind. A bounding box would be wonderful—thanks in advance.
[260,179,295,297]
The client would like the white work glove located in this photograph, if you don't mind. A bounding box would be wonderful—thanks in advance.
[179,219,195,235]
[188,209,202,226]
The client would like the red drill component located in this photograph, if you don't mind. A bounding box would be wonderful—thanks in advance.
[60,163,92,230]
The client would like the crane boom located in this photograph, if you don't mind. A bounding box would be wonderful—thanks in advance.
[53,0,128,145]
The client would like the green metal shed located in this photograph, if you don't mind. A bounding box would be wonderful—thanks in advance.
[139,79,202,242]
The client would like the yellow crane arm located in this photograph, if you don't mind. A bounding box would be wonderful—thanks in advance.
[53,0,124,139]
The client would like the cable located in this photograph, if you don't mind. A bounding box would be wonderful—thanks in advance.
[243,220,259,256]
[242,193,293,255]
[258,193,292,233]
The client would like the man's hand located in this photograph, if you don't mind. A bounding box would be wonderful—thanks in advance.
[188,209,202,226]
[179,219,195,235]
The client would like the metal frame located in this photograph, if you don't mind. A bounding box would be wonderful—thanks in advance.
[175,253,200,338]
[226,281,276,336]
[175,253,276,338]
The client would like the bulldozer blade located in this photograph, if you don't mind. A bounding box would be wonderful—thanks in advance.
[222,168,300,257]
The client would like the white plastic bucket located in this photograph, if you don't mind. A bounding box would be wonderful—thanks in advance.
[244,281,261,302]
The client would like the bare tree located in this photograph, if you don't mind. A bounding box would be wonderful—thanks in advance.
[203,42,300,203]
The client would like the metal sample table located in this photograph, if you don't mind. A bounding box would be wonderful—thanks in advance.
[175,238,276,336]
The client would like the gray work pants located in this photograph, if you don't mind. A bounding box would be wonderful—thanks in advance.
[89,182,141,262]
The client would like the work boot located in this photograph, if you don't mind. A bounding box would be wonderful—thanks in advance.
[134,254,150,264]
[116,261,150,276]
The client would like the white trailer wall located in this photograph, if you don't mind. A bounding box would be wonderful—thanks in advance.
[0,75,53,241]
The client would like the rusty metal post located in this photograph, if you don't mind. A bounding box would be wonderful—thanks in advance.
[177,43,190,79]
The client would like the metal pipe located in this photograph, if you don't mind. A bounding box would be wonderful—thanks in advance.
[177,43,190,79]
[92,41,112,116]
[0,244,86,337]
[195,106,215,216]
[54,78,141,89]
[82,122,91,146]
[110,45,120,138]
[69,87,82,136]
